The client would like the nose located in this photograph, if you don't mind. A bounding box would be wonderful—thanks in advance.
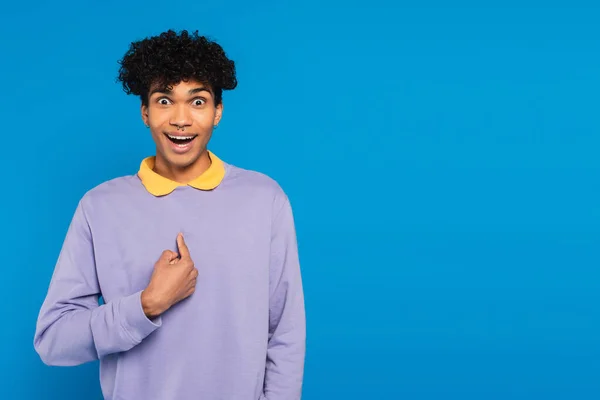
[169,104,192,128]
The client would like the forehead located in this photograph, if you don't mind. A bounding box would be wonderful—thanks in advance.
[149,79,213,96]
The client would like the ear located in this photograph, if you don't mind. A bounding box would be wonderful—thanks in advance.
[141,103,149,127]
[214,102,223,127]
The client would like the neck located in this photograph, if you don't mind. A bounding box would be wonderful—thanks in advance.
[153,150,212,184]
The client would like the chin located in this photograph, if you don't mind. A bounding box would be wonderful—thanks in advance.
[164,147,205,168]
[167,154,198,169]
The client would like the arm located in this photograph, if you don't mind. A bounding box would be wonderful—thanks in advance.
[33,198,161,366]
[261,194,306,400]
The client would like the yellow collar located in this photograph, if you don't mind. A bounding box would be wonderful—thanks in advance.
[137,151,226,196]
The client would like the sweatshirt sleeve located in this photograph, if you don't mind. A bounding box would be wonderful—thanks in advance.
[33,198,161,366]
[261,193,306,400]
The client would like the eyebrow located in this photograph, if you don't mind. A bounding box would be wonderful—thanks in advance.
[150,86,212,96]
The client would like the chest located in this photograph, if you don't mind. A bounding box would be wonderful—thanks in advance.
[91,193,271,303]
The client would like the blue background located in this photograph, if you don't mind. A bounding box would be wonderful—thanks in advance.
[1,1,599,399]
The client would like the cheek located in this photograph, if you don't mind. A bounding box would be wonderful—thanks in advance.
[192,109,217,127]
[148,112,169,128]
[149,129,165,145]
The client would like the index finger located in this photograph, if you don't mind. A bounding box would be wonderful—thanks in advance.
[176,233,191,260]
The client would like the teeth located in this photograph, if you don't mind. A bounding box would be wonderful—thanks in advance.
[168,134,195,140]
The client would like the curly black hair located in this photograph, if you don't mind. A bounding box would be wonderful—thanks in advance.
[117,29,237,106]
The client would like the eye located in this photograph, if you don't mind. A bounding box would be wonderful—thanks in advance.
[192,98,206,107]
[157,97,172,105]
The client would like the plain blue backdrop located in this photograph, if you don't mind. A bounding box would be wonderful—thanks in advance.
[1,0,599,399]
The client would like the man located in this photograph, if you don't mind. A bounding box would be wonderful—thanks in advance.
[34,29,306,400]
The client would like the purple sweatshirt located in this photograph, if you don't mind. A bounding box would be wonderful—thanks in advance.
[34,152,306,400]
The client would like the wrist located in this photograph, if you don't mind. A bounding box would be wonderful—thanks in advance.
[141,289,164,319]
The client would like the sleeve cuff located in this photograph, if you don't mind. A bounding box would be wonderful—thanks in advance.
[119,290,162,344]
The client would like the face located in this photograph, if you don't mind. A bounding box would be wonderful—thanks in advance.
[141,79,222,170]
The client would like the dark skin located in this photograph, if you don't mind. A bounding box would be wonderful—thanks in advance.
[140,79,223,318]
[142,233,197,319]
[141,79,223,184]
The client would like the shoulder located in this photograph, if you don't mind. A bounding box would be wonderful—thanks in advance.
[223,163,288,200]
[61,174,138,230]
[222,162,294,218]
[78,175,140,213]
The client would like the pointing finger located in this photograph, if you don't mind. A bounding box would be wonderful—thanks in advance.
[176,233,191,260]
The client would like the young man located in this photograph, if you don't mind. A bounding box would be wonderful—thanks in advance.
[34,30,306,400]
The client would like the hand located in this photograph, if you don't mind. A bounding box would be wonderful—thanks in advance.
[141,233,198,319]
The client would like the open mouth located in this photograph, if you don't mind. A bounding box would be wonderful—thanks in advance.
[164,133,198,146]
